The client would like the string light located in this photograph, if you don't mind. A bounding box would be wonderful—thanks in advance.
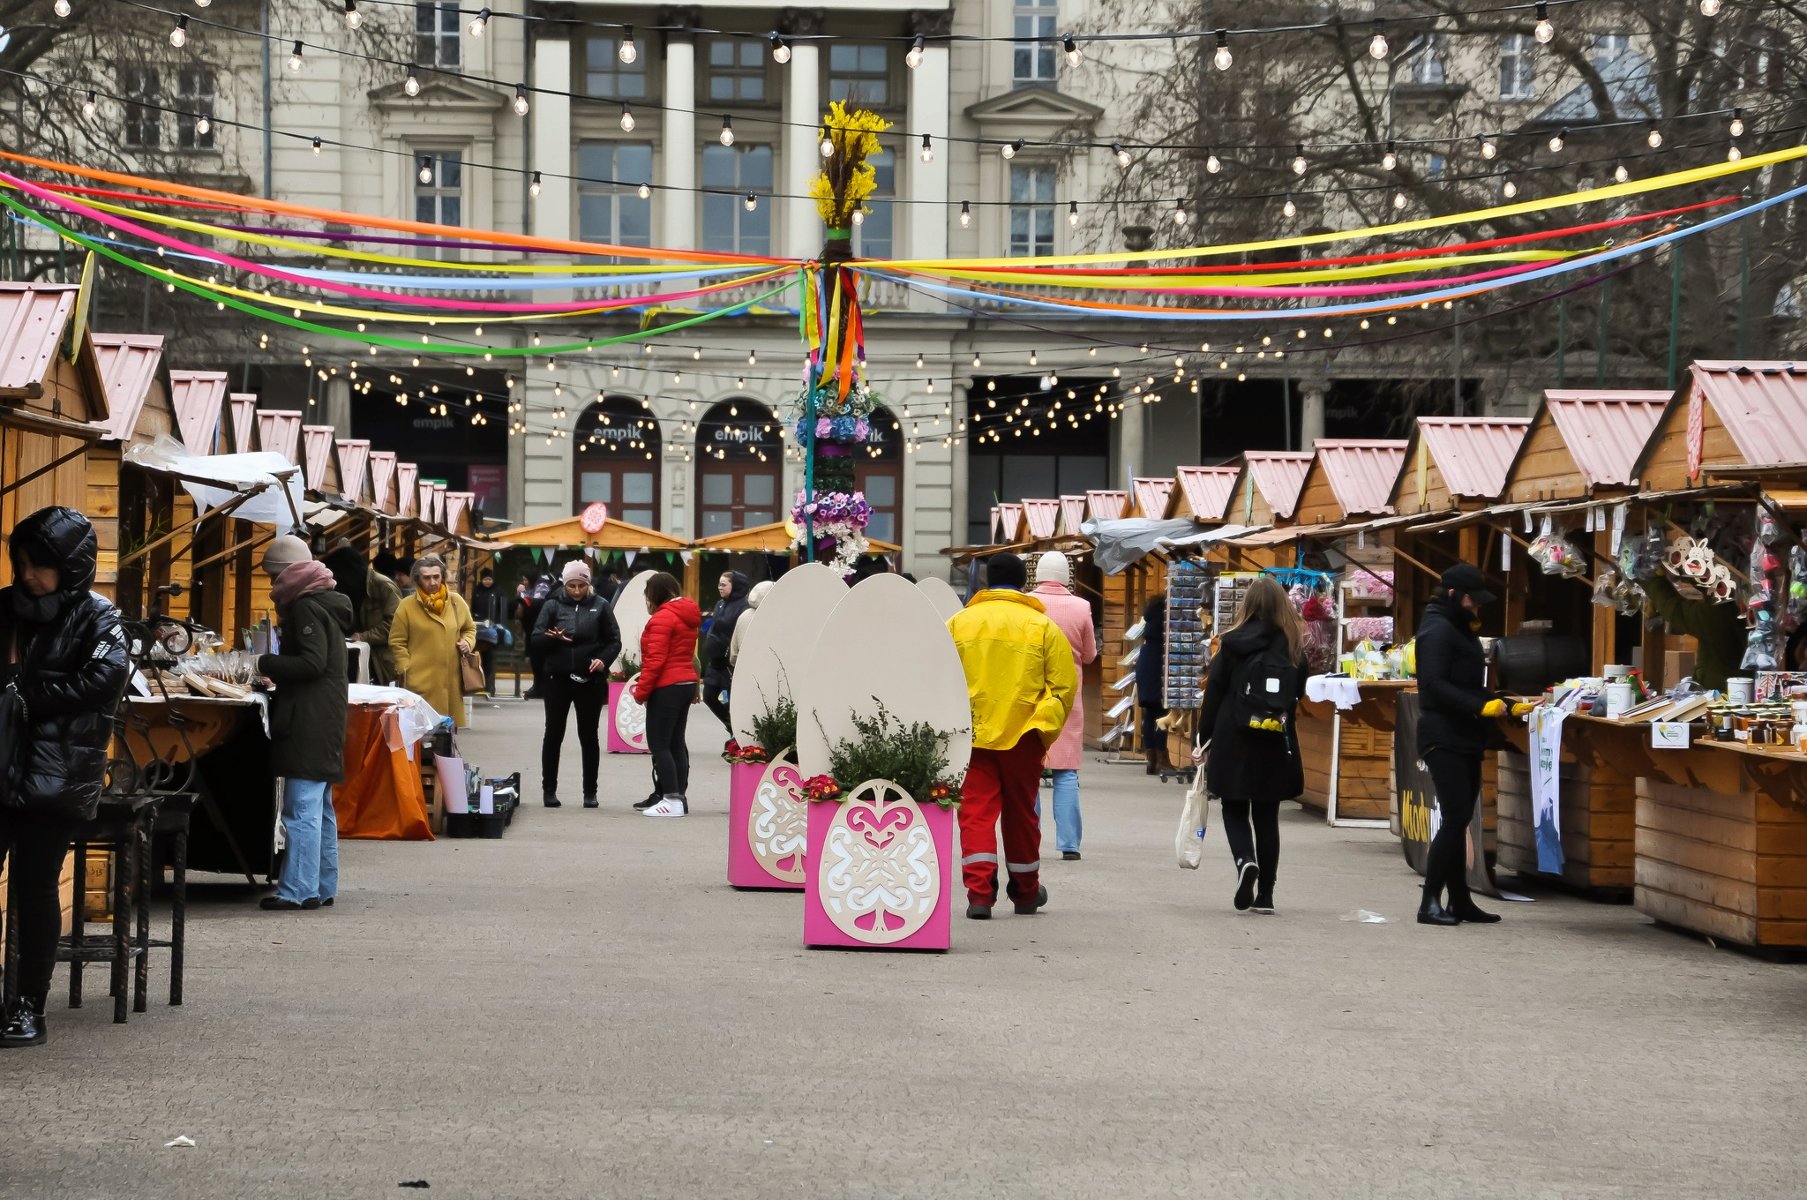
[418,155,433,184]
[820,134,835,158]
[1647,125,1663,148]
[619,103,636,132]
[1213,28,1232,71]
[169,15,187,47]
[906,35,925,69]
[1063,34,1082,66]
[851,208,864,225]
[769,34,791,64]
[197,111,212,136]
[81,91,95,119]
[720,116,735,147]
[513,84,530,116]
[53,0,70,15]
[1381,140,1398,171]
[618,27,637,63]
[530,171,543,198]
[1291,143,1307,175]
[1172,200,1189,226]
[1613,162,1630,183]
[1699,0,1722,13]
[1001,138,1024,160]
[959,200,971,228]
[343,0,361,31]
[1548,128,1566,154]
[919,133,933,163]
[311,135,322,155]
[1533,2,1554,44]
[287,40,304,72]
[1112,143,1131,170]
[1205,150,1221,174]
[467,7,489,37]
[1068,200,1079,227]
[636,182,650,199]
[1727,142,1742,162]
[1479,134,1497,160]
[1502,175,1519,199]
[1729,108,1745,138]
[1368,21,1388,60]
[1282,193,1297,219]
[1393,190,1408,210]
[404,66,421,96]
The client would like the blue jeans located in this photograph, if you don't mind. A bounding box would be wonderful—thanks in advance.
[278,778,339,904]
[1049,768,1081,853]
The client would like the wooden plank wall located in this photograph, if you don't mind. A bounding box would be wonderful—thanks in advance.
[86,449,121,598]
[1,428,91,587]
[1497,750,1635,893]
[1635,776,1807,948]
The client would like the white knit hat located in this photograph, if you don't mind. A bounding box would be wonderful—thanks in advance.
[261,534,312,578]
[1035,551,1070,588]
[561,559,593,584]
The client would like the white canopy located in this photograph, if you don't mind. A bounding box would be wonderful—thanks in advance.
[124,434,306,530]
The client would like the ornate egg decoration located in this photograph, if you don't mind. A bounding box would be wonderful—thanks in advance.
[749,752,807,883]
[614,675,648,750]
[818,779,938,944]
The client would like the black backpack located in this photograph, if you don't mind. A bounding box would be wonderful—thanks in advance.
[1230,635,1301,737]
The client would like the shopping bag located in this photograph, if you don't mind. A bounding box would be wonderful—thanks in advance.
[459,647,486,694]
[1175,773,1208,870]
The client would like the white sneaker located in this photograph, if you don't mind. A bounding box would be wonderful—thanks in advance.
[644,796,688,818]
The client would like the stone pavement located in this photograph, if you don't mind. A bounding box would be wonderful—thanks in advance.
[7,695,1806,1199]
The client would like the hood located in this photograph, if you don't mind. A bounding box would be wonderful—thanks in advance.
[1221,619,1283,657]
[292,586,355,633]
[661,596,703,630]
[724,570,751,602]
[746,580,773,610]
[1423,595,1480,640]
[10,506,98,594]
[322,547,368,612]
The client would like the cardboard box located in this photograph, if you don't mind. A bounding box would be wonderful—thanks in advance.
[1665,648,1697,685]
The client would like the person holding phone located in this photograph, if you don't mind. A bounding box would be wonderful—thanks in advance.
[531,561,621,808]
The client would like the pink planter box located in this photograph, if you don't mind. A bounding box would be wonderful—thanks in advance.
[803,780,954,952]
[727,756,808,890]
[607,679,648,754]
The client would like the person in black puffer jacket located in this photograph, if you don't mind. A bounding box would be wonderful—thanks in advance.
[1195,576,1306,915]
[0,506,129,1048]
[1414,563,1526,927]
[700,570,750,745]
[531,560,622,807]
[1136,596,1169,775]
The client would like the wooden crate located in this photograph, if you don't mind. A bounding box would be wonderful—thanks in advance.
[1635,772,1807,949]
[1498,750,1635,895]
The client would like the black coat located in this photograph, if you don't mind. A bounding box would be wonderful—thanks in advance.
[1135,597,1167,707]
[258,588,354,783]
[1415,597,1493,757]
[0,507,130,820]
[531,590,622,683]
[1196,620,1305,803]
[470,584,506,628]
[702,572,751,687]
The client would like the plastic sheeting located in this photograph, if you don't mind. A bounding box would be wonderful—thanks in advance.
[1081,517,1204,575]
[123,434,306,530]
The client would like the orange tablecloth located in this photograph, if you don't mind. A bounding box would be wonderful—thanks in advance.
[334,704,434,840]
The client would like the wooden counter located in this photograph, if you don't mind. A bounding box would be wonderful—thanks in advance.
[1297,680,1409,825]
[1496,715,1647,897]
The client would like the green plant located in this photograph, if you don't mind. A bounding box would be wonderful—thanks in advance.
[750,694,798,757]
[824,703,958,806]
[613,652,640,681]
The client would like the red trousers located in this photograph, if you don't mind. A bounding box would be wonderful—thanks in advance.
[959,734,1044,905]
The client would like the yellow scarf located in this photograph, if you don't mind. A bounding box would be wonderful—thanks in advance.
[419,585,449,617]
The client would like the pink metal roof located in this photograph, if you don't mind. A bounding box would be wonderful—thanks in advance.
[0,283,77,394]
[1133,476,1174,519]
[1542,390,1670,487]
[445,491,474,533]
[1020,498,1059,539]
[1688,361,1807,468]
[996,502,1023,541]
[228,394,257,454]
[1415,417,1531,502]
[988,505,1001,542]
[430,482,448,526]
[1175,466,1238,521]
[168,370,227,454]
[90,332,166,442]
[1313,440,1407,517]
[396,463,419,517]
[335,439,370,505]
[369,451,397,514]
[1084,489,1129,520]
[256,409,303,466]
[1242,452,1314,520]
[1058,495,1086,535]
[301,424,337,492]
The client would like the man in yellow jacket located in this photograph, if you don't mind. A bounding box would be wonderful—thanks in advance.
[947,553,1078,919]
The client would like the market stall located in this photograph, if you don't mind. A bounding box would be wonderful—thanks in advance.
[1216,452,1313,571]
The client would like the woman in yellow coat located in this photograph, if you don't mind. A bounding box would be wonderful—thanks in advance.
[388,553,477,727]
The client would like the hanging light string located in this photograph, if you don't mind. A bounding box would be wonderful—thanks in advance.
[67,0,1759,167]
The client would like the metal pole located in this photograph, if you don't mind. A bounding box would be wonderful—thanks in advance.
[1666,239,1684,390]
[261,1,274,198]
[1594,276,1611,387]
[1452,303,1464,415]
[1555,294,1567,387]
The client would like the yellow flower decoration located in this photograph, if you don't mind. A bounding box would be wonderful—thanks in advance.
[813,102,892,230]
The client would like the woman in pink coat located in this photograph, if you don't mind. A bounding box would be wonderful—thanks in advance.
[1031,552,1098,859]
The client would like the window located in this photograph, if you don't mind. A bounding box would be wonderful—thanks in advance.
[415,151,463,256]
[694,401,781,537]
[1009,163,1056,258]
[1405,35,1446,84]
[1592,32,1630,67]
[706,39,766,104]
[176,67,214,150]
[121,66,160,149]
[700,144,773,255]
[415,2,460,69]
[1013,0,1057,83]
[827,43,891,106]
[584,33,646,99]
[577,143,653,246]
[1499,33,1535,100]
[853,148,894,259]
[574,397,661,527]
[856,408,903,544]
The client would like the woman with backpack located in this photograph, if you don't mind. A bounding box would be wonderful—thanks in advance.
[1195,575,1306,915]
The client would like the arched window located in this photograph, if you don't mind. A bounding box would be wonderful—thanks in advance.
[573,395,662,529]
[855,405,904,545]
[694,397,782,537]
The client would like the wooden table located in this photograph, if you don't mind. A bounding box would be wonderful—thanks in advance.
[1496,713,1647,898]
[1298,680,1411,826]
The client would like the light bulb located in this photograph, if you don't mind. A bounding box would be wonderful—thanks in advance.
[1213,29,1232,71]
[1173,202,1189,226]
[1112,142,1131,170]
[770,34,790,64]
[468,6,488,37]
[1647,126,1663,148]
[747,350,757,365]
[972,353,982,368]
[1292,143,1307,175]
[288,40,304,71]
[1533,2,1553,43]
[404,66,421,96]
[1728,144,1742,162]
[344,0,360,30]
[81,91,95,118]
[53,0,70,15]
[1480,135,1497,160]
[530,172,543,198]
[1369,22,1388,60]
[311,136,322,155]
[170,15,187,46]
[637,182,650,199]
[1063,33,1081,66]
[1002,138,1024,160]
[1282,194,1296,218]
[618,28,637,63]
[1700,0,1722,12]
[744,193,757,212]
[418,156,433,184]
[1068,200,1079,227]
[513,84,529,116]
[906,35,925,69]
[959,201,971,228]
[820,135,834,158]
[1393,190,1408,210]
[720,116,735,147]
[1382,141,1398,171]
[918,134,933,164]
[1613,162,1629,183]
[851,208,864,226]
[1205,151,1221,174]
[610,103,633,132]
[1730,108,1745,137]
[1503,177,1519,199]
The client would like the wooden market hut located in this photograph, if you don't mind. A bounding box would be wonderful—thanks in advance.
[1635,361,1807,493]
[504,508,693,591]
[1212,451,1312,570]
[0,283,110,588]
[1085,486,1154,758]
[1131,477,1175,521]
[1165,466,1239,524]
[87,332,174,613]
[1057,494,1088,537]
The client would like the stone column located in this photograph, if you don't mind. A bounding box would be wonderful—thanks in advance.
[1298,383,1327,450]
[530,33,573,242]
[905,10,952,280]
[658,8,700,249]
[948,383,970,554]
[1118,399,1146,483]
[321,376,352,438]
[781,9,825,260]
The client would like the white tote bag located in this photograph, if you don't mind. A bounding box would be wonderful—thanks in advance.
[1175,770,1209,869]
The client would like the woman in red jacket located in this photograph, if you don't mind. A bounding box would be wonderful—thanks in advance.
[633,572,702,817]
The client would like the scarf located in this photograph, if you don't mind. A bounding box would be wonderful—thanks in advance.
[418,584,449,617]
[273,559,337,610]
[9,585,67,624]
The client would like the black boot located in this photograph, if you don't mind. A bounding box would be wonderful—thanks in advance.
[1449,896,1501,924]
[1011,885,1049,915]
[0,996,48,1048]
[633,793,660,811]
[582,793,599,809]
[543,792,562,808]
[1417,887,1459,927]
